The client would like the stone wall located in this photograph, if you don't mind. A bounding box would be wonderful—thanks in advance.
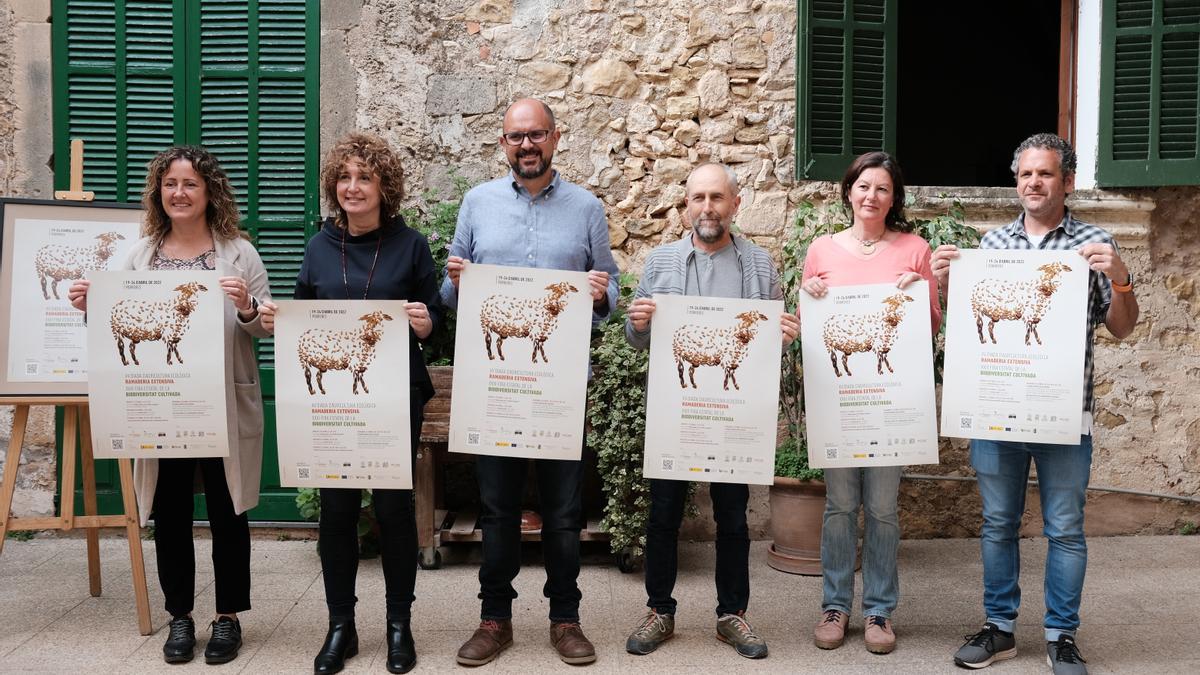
[0,0,57,519]
[0,1,1196,536]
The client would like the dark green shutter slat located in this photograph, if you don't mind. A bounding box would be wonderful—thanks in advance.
[1099,0,1200,186]
[796,0,897,180]
[55,0,178,201]
[1164,0,1200,23]
[1158,30,1199,158]
[66,73,119,198]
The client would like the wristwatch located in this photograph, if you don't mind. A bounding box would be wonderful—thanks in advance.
[1112,273,1134,293]
[240,295,259,316]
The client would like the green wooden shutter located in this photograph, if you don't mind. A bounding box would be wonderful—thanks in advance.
[1098,0,1200,186]
[187,0,319,520]
[189,0,319,387]
[53,0,185,199]
[52,0,319,521]
[795,0,898,180]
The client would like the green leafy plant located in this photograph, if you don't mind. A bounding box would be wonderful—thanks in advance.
[4,530,34,542]
[1180,521,1198,536]
[775,197,979,479]
[587,273,650,556]
[402,171,472,365]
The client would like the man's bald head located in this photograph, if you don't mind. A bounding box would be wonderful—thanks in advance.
[684,163,741,248]
[503,98,556,130]
[686,163,739,197]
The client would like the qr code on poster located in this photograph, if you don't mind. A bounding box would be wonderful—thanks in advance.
[297,467,310,480]
[825,447,837,460]
[110,438,124,452]
[960,416,973,430]
[24,362,38,375]
[661,459,674,471]
[467,432,481,446]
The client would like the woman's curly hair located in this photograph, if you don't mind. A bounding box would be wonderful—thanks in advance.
[142,146,244,240]
[320,132,405,228]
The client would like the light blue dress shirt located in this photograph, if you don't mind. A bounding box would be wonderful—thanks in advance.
[439,171,619,325]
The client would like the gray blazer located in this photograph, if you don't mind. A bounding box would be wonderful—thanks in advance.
[123,235,273,526]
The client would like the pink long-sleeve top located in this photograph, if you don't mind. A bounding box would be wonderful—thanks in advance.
[801,232,943,334]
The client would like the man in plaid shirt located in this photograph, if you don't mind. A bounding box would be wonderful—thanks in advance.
[931,134,1139,675]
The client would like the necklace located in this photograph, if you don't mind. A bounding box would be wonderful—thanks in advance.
[340,224,383,299]
[849,228,883,255]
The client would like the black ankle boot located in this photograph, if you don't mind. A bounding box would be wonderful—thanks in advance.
[162,615,196,663]
[313,620,358,675]
[386,619,416,674]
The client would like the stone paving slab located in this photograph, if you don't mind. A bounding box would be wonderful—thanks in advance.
[0,534,1196,673]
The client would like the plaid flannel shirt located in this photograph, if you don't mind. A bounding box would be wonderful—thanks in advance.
[979,208,1114,415]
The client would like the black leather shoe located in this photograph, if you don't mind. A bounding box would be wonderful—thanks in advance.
[386,619,417,674]
[163,615,196,663]
[313,620,358,675]
[204,616,242,664]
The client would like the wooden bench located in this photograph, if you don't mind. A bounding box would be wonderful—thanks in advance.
[413,366,608,570]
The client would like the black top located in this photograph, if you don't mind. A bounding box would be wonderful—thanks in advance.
[294,215,442,404]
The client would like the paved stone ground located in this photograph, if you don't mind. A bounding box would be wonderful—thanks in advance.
[0,533,1196,673]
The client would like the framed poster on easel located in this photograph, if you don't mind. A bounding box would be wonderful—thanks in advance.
[0,198,142,397]
[0,142,153,635]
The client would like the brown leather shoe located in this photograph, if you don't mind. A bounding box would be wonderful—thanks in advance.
[456,620,513,666]
[550,622,597,665]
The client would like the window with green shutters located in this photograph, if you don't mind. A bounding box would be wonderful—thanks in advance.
[795,0,898,181]
[1098,0,1200,186]
[51,0,319,520]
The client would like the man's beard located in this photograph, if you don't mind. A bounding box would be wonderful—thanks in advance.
[693,217,728,244]
[511,149,551,179]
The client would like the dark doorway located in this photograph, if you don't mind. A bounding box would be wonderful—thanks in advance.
[897,1,1061,187]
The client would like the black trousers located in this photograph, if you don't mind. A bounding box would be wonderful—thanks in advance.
[644,478,750,617]
[152,457,251,617]
[475,454,583,622]
[319,403,423,622]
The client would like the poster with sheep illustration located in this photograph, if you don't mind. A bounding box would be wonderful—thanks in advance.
[449,263,592,460]
[642,295,784,485]
[941,249,1088,444]
[85,270,229,459]
[799,281,939,469]
[0,199,142,396]
[272,300,412,489]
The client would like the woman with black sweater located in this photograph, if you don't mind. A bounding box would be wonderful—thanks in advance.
[261,132,440,674]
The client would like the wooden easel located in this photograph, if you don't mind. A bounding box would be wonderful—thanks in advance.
[0,140,152,635]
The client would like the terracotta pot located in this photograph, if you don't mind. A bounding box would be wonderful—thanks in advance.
[767,477,826,576]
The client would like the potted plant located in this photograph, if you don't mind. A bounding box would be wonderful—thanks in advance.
[765,201,827,574]
[768,436,826,574]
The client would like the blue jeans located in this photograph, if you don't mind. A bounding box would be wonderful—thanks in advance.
[820,465,901,618]
[475,454,584,622]
[971,436,1092,641]
[644,479,750,617]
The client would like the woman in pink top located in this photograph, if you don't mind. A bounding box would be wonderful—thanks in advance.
[802,152,941,656]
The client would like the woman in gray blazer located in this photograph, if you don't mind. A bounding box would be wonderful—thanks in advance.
[69,146,271,666]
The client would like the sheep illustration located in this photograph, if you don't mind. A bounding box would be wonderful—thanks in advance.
[822,292,914,378]
[297,310,393,395]
[971,262,1072,346]
[672,310,770,390]
[35,231,126,300]
[110,281,208,366]
[479,281,580,363]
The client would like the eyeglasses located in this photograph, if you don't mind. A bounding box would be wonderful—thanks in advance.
[501,129,552,146]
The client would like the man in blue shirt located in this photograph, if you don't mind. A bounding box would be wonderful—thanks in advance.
[441,97,619,667]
